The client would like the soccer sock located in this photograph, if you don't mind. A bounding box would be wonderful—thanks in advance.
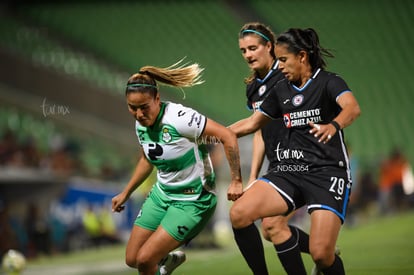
[321,254,345,275]
[232,224,268,275]
[289,225,310,253]
[274,232,307,275]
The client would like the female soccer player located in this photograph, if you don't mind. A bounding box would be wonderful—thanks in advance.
[229,28,361,275]
[112,60,243,275]
[235,22,310,275]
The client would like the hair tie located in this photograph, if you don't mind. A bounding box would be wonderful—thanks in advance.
[242,29,270,42]
[127,83,157,89]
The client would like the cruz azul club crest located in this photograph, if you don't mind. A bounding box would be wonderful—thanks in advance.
[258,85,267,96]
[292,94,304,106]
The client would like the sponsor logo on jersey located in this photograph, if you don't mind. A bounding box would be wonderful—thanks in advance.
[252,100,263,111]
[258,85,267,96]
[283,108,322,128]
[146,143,163,160]
[177,225,189,235]
[183,188,196,194]
[162,127,172,143]
[188,112,203,128]
[292,94,304,106]
[283,113,291,128]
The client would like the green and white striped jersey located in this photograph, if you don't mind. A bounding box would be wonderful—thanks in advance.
[135,102,216,201]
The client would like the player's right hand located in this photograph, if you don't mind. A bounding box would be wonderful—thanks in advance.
[112,193,127,212]
[227,180,244,201]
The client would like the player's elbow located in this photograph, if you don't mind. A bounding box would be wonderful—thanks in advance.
[354,104,361,119]
[222,128,238,146]
[350,104,361,123]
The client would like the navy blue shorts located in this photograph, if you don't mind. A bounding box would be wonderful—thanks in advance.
[259,165,352,223]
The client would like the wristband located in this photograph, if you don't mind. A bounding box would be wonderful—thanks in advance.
[330,120,341,132]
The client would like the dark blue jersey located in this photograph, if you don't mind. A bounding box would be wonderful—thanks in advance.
[259,69,351,169]
[246,61,286,170]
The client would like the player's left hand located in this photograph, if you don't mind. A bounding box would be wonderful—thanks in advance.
[308,121,336,144]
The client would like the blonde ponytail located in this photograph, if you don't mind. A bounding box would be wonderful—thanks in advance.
[139,58,204,88]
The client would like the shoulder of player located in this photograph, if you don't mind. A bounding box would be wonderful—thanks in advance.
[316,70,344,81]
[246,82,257,100]
[315,71,348,90]
[247,70,285,100]
[164,101,191,115]
[265,70,285,89]
[163,101,204,122]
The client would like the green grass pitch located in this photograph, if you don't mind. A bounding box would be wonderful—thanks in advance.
[24,211,414,275]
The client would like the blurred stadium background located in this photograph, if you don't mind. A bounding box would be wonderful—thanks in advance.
[1,0,413,273]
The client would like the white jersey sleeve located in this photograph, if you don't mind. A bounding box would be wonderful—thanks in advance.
[165,103,207,139]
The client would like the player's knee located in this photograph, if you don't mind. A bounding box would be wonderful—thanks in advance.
[310,245,334,268]
[261,227,271,242]
[261,220,275,242]
[261,217,290,243]
[125,253,137,268]
[261,219,281,234]
[230,203,249,228]
[136,251,155,272]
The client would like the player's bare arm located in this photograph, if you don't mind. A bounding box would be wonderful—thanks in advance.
[112,147,154,212]
[334,91,361,129]
[249,129,265,183]
[309,92,361,143]
[203,118,243,201]
[229,111,270,138]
